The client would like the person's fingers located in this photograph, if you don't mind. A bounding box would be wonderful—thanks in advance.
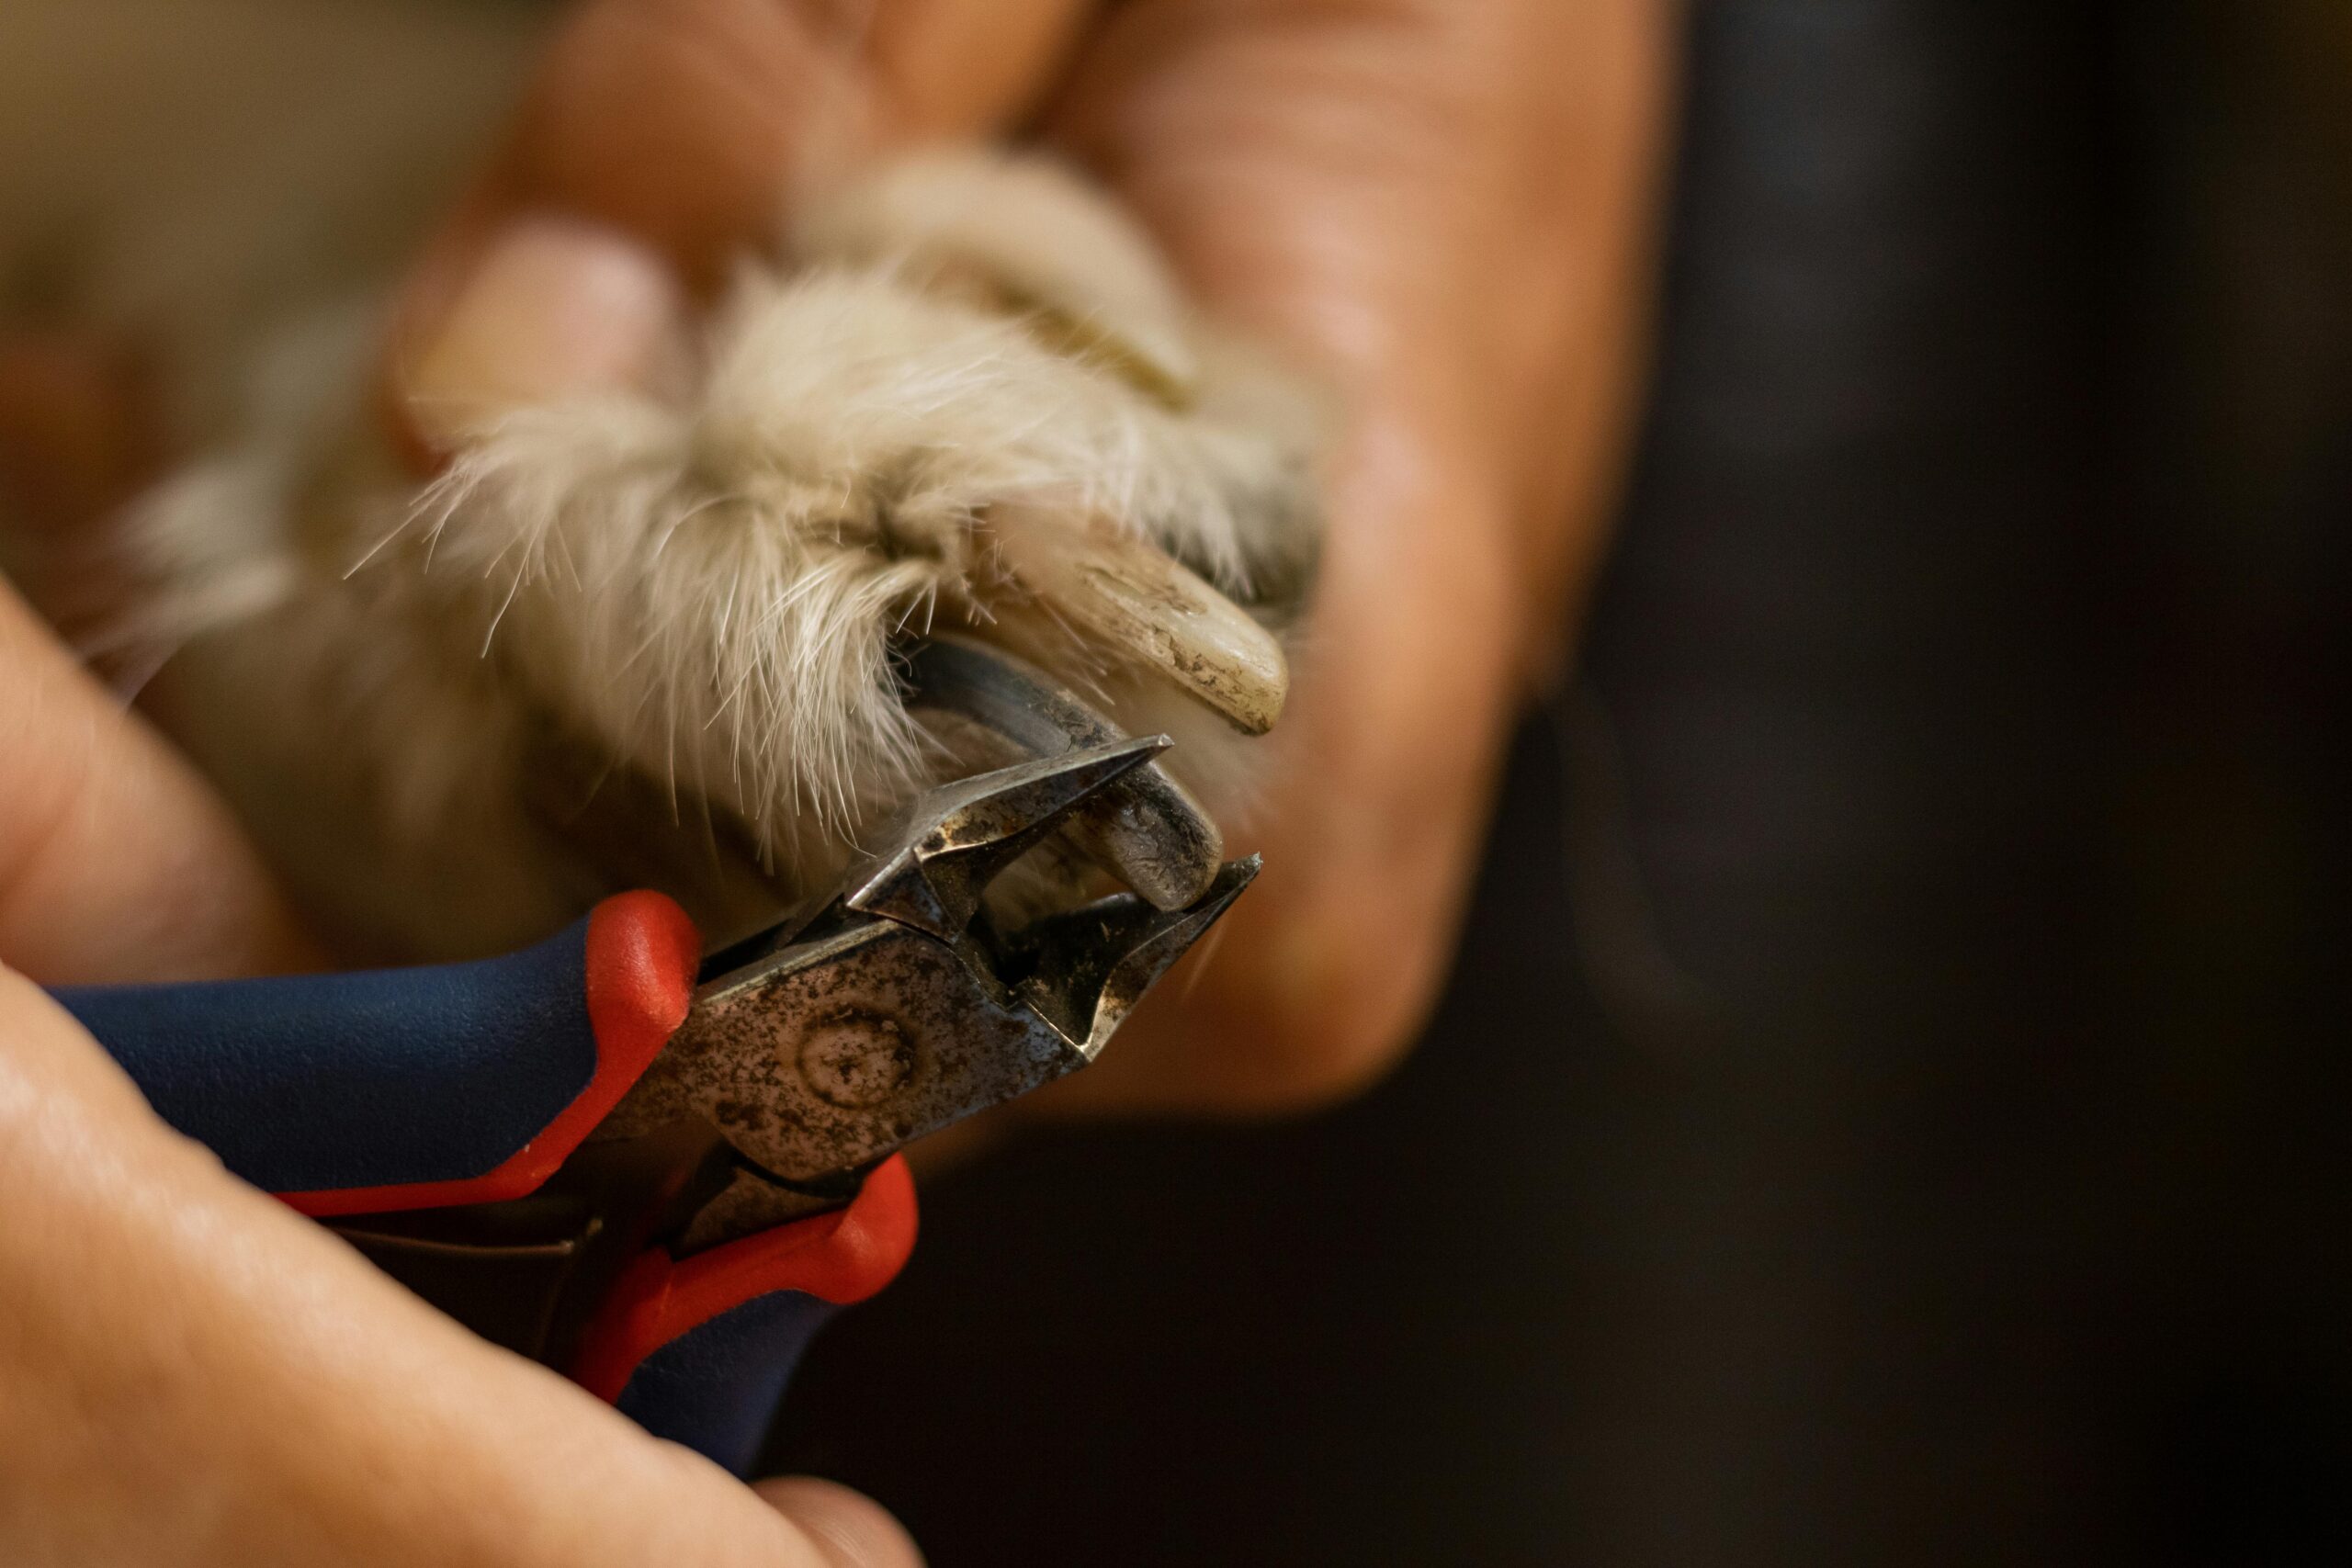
[398,215,691,457]
[0,971,894,1566]
[389,0,1097,454]
[1054,0,1671,671]
[0,577,317,984]
[756,1477,926,1568]
[1033,0,1677,1111]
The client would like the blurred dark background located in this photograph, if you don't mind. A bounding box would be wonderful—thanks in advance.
[771,2,2352,1561]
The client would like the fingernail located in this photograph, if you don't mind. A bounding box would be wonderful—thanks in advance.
[753,1477,925,1568]
[396,217,686,456]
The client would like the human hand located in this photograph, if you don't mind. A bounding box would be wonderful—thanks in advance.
[0,576,916,1565]
[389,0,1673,1113]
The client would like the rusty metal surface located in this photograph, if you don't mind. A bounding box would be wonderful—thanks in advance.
[608,919,1084,1184]
[594,696,1261,1253]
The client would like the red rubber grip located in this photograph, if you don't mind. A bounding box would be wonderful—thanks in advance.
[285,892,699,1217]
[570,1154,921,1402]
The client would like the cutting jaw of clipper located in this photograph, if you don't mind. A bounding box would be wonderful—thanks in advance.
[600,706,1256,1244]
[842,736,1172,940]
[1007,856,1261,1058]
[904,637,1229,912]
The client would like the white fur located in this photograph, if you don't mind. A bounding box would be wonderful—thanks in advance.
[417,264,1283,846]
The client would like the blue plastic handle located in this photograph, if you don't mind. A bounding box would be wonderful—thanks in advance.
[47,897,872,1472]
[52,918,602,1197]
[616,1295,842,1474]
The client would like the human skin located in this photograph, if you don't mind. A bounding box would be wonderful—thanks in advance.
[0,0,1671,1560]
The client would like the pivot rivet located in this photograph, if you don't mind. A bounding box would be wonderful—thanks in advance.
[797,1010,917,1108]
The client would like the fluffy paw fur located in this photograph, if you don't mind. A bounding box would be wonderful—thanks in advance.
[104,152,1325,959]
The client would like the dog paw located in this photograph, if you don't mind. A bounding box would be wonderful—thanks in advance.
[112,151,1329,956]
[411,153,1324,856]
